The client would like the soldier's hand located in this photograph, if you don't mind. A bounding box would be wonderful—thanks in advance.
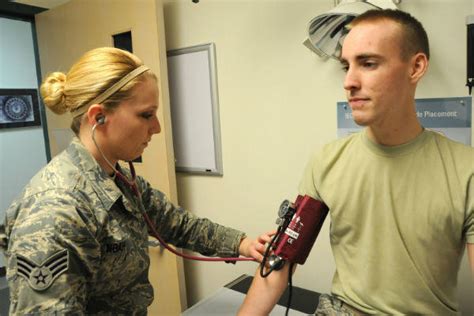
[238,230,276,262]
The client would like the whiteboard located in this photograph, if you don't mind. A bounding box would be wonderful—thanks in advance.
[167,43,223,175]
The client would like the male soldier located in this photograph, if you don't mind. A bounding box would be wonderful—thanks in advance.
[238,9,474,315]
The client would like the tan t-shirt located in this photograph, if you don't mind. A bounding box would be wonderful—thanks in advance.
[299,129,474,315]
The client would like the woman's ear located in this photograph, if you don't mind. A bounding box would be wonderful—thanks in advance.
[86,104,105,126]
[410,52,429,84]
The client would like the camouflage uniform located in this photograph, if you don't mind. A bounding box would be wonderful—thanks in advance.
[315,294,366,316]
[0,138,245,315]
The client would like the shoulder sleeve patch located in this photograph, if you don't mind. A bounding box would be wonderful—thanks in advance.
[16,249,69,291]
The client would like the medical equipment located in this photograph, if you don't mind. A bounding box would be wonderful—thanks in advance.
[303,0,399,59]
[260,195,329,276]
[259,195,328,315]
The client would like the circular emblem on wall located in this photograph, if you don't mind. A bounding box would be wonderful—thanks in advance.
[3,96,30,121]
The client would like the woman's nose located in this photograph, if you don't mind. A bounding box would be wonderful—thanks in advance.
[151,115,161,134]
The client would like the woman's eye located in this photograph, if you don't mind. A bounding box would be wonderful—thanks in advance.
[141,113,153,119]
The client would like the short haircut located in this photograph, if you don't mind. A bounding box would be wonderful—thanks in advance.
[349,9,430,60]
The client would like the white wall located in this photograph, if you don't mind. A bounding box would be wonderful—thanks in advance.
[163,0,473,314]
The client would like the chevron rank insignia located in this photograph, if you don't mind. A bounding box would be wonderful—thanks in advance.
[16,249,69,291]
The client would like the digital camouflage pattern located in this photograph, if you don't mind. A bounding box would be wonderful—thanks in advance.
[315,294,362,316]
[1,138,245,315]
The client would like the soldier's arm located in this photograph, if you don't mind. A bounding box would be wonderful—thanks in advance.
[468,243,474,274]
[139,179,244,257]
[139,176,255,257]
[5,194,99,314]
[238,263,294,315]
[466,172,474,274]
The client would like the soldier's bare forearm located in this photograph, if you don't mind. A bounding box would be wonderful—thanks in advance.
[238,263,292,315]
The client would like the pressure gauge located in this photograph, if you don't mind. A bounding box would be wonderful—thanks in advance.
[278,199,292,218]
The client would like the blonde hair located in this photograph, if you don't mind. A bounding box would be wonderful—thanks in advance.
[40,47,156,135]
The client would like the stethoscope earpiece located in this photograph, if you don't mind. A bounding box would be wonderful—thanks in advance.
[96,116,106,125]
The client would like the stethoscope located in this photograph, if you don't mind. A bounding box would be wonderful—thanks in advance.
[92,118,255,263]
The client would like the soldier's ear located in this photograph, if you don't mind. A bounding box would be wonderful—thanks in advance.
[86,104,106,126]
[409,52,428,83]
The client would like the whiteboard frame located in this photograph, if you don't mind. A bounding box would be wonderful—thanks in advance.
[167,43,223,176]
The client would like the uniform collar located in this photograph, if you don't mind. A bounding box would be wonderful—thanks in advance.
[66,138,122,210]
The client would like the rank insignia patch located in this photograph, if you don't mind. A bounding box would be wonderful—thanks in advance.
[16,249,69,291]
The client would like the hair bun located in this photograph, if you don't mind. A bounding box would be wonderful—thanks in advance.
[40,72,68,114]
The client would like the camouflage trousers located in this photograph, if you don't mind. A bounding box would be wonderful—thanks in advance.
[315,294,367,316]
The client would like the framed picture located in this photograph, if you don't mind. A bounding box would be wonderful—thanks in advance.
[0,89,41,129]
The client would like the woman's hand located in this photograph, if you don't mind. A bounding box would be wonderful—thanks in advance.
[238,230,276,262]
